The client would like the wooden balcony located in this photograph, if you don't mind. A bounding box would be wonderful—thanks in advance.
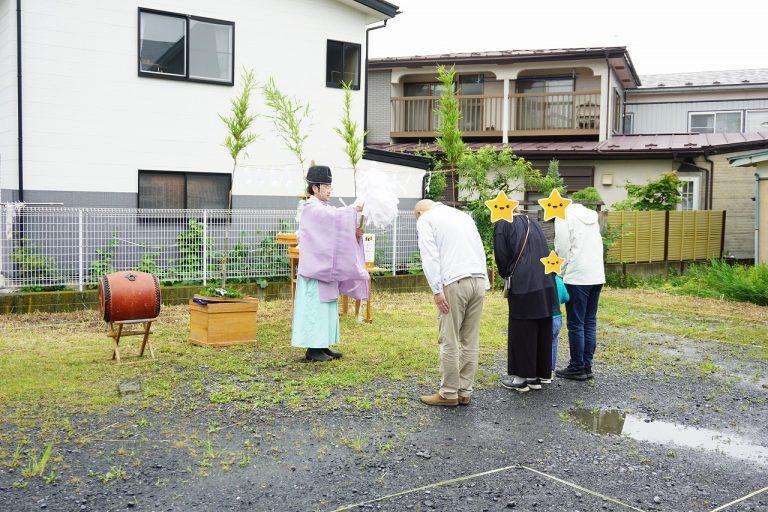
[390,90,601,139]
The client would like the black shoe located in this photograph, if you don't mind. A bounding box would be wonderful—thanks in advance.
[305,348,333,362]
[585,365,594,380]
[322,347,343,359]
[501,377,529,393]
[526,378,542,390]
[555,365,588,381]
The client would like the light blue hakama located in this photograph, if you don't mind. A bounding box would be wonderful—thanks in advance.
[291,276,340,348]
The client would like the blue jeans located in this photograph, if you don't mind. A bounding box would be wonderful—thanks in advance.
[551,316,562,371]
[565,284,603,369]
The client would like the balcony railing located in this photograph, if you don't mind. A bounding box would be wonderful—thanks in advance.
[390,90,601,138]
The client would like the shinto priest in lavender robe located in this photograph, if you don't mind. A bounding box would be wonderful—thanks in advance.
[290,196,370,348]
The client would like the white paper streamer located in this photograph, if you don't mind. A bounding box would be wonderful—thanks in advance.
[355,169,399,230]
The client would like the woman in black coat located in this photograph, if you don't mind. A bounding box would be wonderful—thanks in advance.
[493,213,558,392]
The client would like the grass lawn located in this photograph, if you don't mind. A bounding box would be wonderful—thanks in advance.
[1,288,768,506]
[1,288,767,439]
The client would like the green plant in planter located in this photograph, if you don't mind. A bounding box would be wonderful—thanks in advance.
[12,239,64,291]
[198,286,244,299]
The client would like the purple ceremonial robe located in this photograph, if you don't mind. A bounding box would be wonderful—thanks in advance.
[297,196,370,302]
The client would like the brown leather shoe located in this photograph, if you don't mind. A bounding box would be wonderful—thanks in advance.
[458,395,471,405]
[419,393,458,407]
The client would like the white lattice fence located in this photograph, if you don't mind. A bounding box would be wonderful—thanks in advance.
[0,207,421,291]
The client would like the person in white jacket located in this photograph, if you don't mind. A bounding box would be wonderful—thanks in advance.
[414,200,489,407]
[553,202,605,381]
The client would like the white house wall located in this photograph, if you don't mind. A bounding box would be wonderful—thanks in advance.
[0,0,17,202]
[12,0,403,208]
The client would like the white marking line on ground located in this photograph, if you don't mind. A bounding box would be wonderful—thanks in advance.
[521,466,647,512]
[329,463,646,512]
[710,486,768,512]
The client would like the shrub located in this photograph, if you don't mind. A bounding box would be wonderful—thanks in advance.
[673,260,768,306]
[612,172,683,211]
[605,271,643,289]
[571,187,603,210]
[12,239,64,291]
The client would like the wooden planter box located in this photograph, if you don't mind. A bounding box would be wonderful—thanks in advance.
[189,296,259,347]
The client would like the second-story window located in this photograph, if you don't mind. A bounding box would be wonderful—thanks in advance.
[689,111,742,134]
[623,112,634,134]
[746,110,768,132]
[613,89,622,134]
[139,8,234,85]
[326,40,361,89]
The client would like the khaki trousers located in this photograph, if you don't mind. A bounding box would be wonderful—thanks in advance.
[438,277,485,399]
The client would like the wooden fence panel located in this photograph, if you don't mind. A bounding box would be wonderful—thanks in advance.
[666,211,725,261]
[606,211,666,264]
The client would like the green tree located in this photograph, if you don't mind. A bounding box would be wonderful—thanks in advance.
[458,146,538,274]
[571,186,603,211]
[525,158,566,197]
[612,172,683,211]
[334,81,366,195]
[434,65,466,203]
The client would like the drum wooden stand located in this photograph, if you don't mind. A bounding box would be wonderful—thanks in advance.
[108,318,157,364]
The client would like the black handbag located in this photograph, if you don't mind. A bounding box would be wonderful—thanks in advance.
[502,216,530,298]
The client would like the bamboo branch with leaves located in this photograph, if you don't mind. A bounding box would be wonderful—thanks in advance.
[262,77,311,175]
[218,67,259,290]
[334,81,366,195]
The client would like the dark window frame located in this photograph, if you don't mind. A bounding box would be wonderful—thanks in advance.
[137,170,232,210]
[325,39,361,90]
[138,7,235,86]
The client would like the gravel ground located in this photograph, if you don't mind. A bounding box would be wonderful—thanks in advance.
[1,324,767,512]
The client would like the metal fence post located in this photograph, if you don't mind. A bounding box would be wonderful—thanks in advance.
[391,213,398,276]
[78,209,84,291]
[202,210,208,286]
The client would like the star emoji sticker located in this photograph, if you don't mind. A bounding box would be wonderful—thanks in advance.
[540,250,566,275]
[538,189,572,221]
[484,191,519,223]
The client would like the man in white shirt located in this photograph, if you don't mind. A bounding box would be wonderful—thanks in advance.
[414,200,489,407]
[553,201,605,381]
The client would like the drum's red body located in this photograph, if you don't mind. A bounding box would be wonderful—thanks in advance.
[99,271,161,322]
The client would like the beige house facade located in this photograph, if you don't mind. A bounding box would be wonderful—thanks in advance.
[365,48,768,260]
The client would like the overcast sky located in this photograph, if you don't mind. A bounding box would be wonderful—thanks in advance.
[368,0,768,76]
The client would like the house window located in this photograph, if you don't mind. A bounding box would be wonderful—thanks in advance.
[613,89,622,133]
[689,111,742,134]
[138,8,234,85]
[326,40,361,89]
[623,112,634,134]
[746,110,768,132]
[138,171,231,209]
[678,176,700,211]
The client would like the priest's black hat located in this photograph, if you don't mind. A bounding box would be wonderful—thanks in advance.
[306,165,332,184]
